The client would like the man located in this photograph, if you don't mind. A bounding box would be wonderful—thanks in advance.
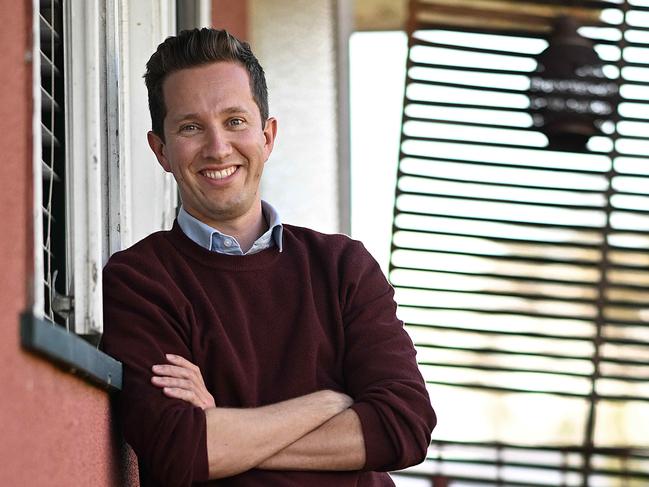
[102,28,435,486]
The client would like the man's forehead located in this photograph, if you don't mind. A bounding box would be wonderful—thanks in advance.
[164,63,254,103]
[164,61,251,90]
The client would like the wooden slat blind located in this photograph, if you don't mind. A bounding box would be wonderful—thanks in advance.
[391,0,649,484]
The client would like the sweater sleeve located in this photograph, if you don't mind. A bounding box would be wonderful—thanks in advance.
[101,253,210,487]
[342,241,436,472]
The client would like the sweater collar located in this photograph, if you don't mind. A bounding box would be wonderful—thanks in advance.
[177,201,284,255]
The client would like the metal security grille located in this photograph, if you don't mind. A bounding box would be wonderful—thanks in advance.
[39,0,68,327]
[390,0,649,485]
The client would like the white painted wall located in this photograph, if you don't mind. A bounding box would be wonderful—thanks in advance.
[249,0,341,234]
[124,0,178,247]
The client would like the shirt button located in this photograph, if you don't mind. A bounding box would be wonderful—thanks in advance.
[224,239,233,247]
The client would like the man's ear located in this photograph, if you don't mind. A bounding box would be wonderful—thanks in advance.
[147,131,171,172]
[262,117,278,161]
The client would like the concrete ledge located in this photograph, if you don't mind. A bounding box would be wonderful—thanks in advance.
[20,312,122,391]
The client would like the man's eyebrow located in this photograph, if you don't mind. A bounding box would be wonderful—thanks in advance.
[170,113,200,124]
[221,106,252,116]
[170,107,252,123]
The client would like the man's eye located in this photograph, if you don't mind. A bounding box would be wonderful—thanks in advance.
[228,118,244,127]
[180,124,199,132]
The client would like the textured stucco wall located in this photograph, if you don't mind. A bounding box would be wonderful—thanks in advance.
[212,0,249,40]
[249,0,340,233]
[0,1,136,485]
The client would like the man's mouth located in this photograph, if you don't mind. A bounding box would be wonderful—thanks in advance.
[201,166,238,180]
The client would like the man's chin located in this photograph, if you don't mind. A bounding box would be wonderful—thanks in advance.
[197,200,259,224]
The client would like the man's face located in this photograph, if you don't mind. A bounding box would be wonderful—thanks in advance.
[148,61,276,228]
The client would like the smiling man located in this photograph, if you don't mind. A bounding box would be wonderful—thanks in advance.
[102,28,435,487]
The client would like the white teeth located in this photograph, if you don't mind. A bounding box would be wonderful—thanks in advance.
[203,166,237,180]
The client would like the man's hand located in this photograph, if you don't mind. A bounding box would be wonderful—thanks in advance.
[151,354,216,410]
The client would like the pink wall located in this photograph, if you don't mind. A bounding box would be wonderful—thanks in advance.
[0,1,137,485]
[212,0,249,40]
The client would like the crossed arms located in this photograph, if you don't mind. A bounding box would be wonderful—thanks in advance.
[151,354,366,478]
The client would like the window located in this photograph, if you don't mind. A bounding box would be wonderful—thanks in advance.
[24,0,178,388]
[33,0,112,337]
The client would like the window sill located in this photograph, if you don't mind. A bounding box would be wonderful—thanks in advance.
[20,312,122,391]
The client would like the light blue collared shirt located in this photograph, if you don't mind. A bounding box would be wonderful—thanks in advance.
[177,201,284,255]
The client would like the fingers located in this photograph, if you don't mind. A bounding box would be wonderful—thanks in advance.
[160,386,205,408]
[165,353,200,371]
[151,354,216,410]
[340,393,354,409]
[151,375,193,389]
[152,354,199,378]
[151,364,193,380]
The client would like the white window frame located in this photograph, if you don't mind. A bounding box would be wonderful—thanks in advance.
[65,0,106,334]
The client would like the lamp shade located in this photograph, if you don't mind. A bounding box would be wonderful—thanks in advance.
[530,16,619,152]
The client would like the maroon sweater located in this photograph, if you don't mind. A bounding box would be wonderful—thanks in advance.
[102,222,435,486]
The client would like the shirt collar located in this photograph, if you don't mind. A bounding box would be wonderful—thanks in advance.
[177,201,283,255]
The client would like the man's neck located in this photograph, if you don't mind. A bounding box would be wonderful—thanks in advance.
[208,203,267,253]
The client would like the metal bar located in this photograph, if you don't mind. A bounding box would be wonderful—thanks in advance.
[412,37,540,57]
[394,263,601,284]
[427,438,649,454]
[393,208,618,230]
[415,459,649,480]
[412,323,598,342]
[393,229,603,249]
[424,379,649,401]
[392,245,601,265]
[398,152,611,174]
[411,322,649,348]
[398,189,649,216]
[409,60,534,76]
[413,32,634,49]
[401,303,648,330]
[397,187,611,211]
[407,76,530,95]
[420,361,649,383]
[397,471,560,487]
[394,211,606,231]
[422,456,649,478]
[397,170,606,194]
[399,280,649,309]
[403,134,611,154]
[396,283,600,304]
[409,78,629,104]
[412,341,649,367]
[402,113,533,130]
[395,263,649,292]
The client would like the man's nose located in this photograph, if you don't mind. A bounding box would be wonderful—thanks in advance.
[202,127,232,159]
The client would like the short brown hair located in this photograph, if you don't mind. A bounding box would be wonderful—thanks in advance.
[144,28,269,138]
